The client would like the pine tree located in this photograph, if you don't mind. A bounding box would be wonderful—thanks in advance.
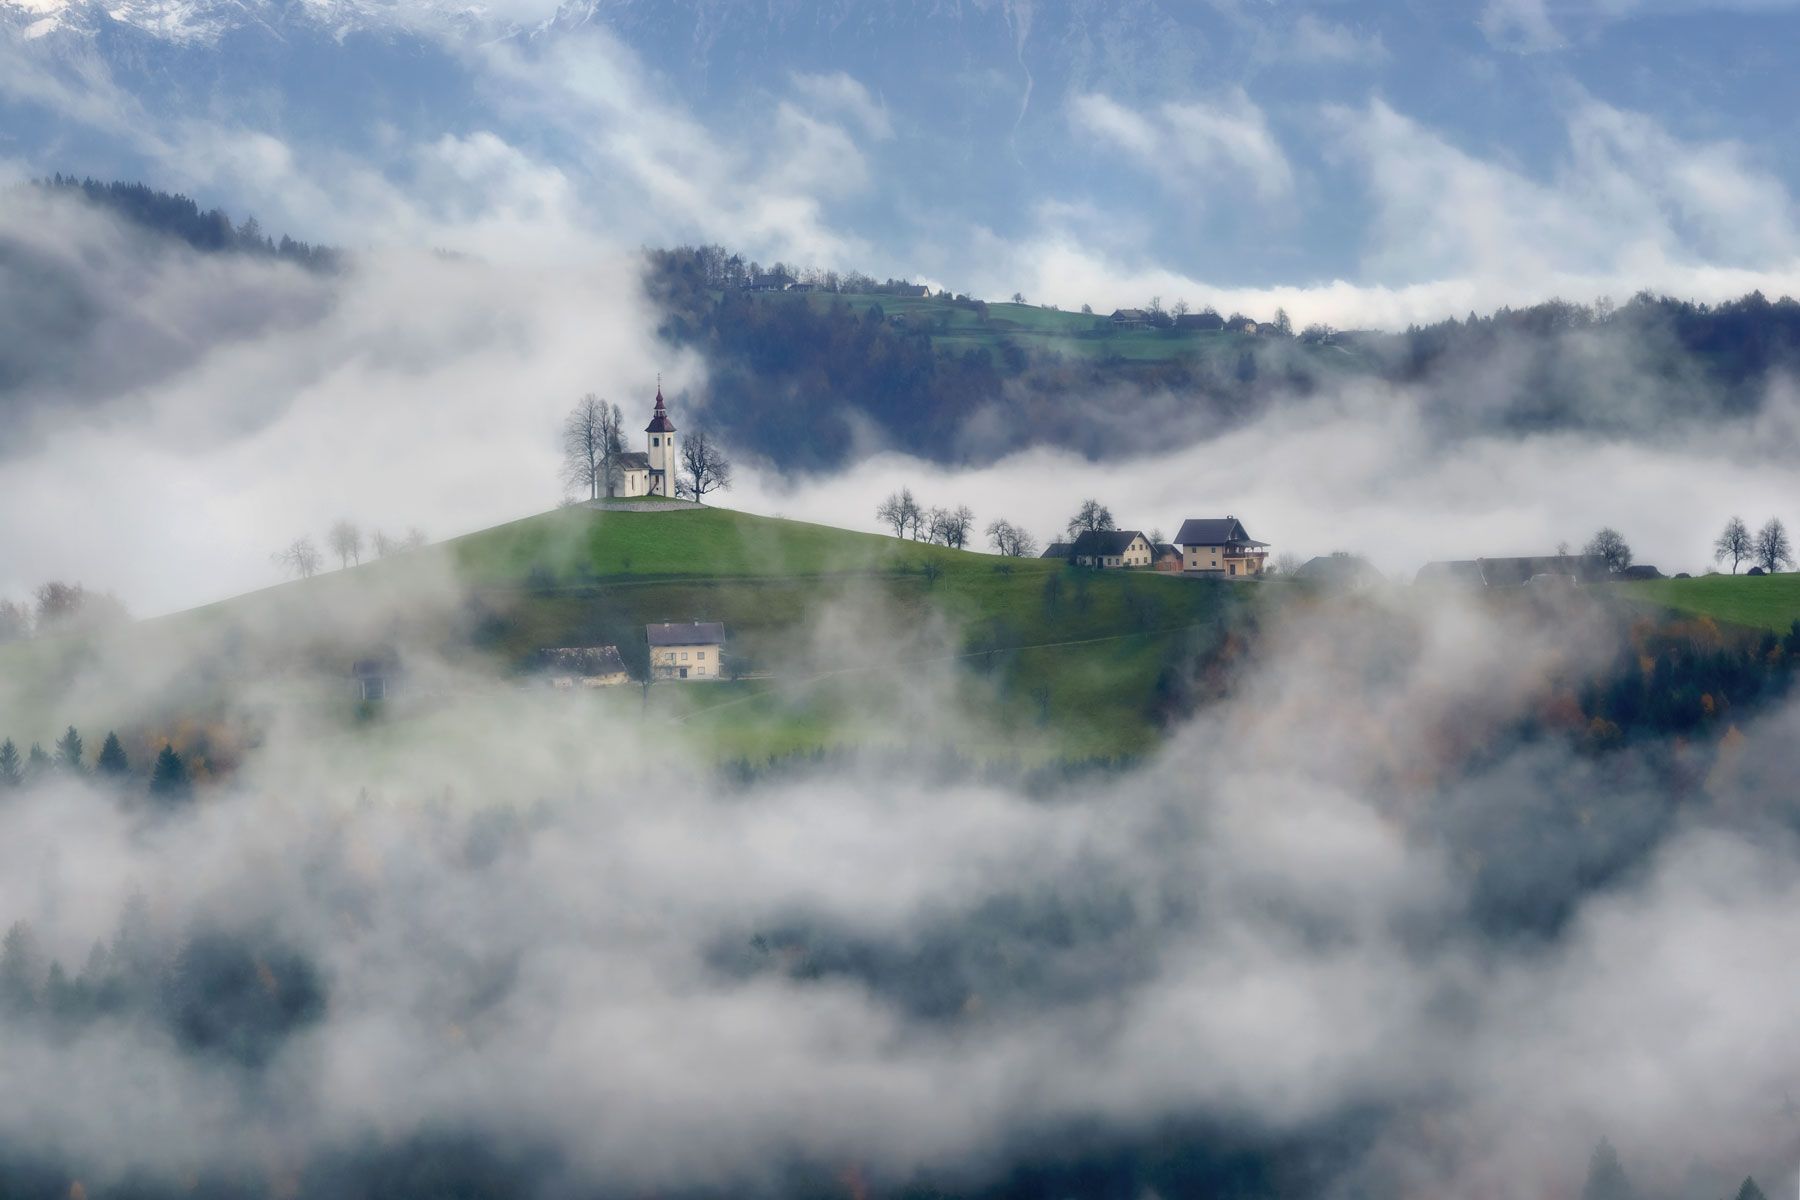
[0,740,19,789]
[95,732,129,778]
[54,726,83,773]
[1736,1178,1768,1200]
[1581,1138,1634,1200]
[24,743,50,781]
[0,922,40,1015]
[149,744,189,803]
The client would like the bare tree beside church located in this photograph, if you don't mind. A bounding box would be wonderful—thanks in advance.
[677,429,733,502]
[561,393,624,501]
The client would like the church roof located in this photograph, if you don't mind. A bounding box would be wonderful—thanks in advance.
[645,385,676,433]
[618,451,649,470]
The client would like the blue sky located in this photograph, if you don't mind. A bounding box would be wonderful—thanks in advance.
[5,0,1800,326]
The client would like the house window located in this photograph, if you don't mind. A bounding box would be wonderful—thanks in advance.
[681,651,688,661]
[697,651,706,660]
[695,667,705,676]
[652,436,660,446]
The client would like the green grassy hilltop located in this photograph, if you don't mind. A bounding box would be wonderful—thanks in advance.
[0,503,1251,768]
[450,503,1246,762]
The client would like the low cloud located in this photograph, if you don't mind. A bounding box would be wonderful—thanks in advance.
[0,575,1796,1196]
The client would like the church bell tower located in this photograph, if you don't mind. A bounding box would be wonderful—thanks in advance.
[645,382,677,498]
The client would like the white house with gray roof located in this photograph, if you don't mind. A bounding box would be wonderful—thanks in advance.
[1175,517,1269,578]
[647,621,726,681]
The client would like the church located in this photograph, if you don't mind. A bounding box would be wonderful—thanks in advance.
[614,385,679,498]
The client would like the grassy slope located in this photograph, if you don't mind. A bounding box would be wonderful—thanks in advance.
[1616,574,1800,633]
[0,505,1244,766]
[453,505,1242,762]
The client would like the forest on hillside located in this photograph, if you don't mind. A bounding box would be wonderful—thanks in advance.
[646,244,1800,472]
[33,176,340,271]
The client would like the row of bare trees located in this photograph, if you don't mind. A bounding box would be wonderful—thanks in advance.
[874,489,978,548]
[1714,516,1792,574]
[873,488,1045,557]
[271,521,426,580]
[560,394,733,503]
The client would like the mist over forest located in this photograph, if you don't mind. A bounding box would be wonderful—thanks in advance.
[8,2,1800,1192]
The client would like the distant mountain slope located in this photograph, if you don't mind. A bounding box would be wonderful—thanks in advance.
[646,244,1800,472]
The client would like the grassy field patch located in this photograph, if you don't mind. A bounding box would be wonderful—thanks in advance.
[1616,574,1800,632]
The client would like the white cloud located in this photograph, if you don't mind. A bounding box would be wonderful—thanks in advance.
[1289,13,1388,64]
[1479,0,1568,50]
[789,70,893,142]
[734,379,1800,582]
[1070,88,1294,205]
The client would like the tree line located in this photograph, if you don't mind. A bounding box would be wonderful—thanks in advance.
[0,726,191,802]
[35,176,339,271]
[873,487,1041,557]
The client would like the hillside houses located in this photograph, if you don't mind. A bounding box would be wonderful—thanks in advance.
[1051,516,1271,578]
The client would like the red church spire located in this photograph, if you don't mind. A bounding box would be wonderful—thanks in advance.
[645,377,676,433]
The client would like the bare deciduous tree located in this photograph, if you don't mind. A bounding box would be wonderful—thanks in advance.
[877,488,920,539]
[403,528,428,551]
[1755,517,1793,574]
[328,519,364,569]
[928,505,974,549]
[677,429,734,502]
[371,531,398,559]
[1065,499,1116,540]
[272,537,322,580]
[561,394,613,501]
[1714,516,1752,573]
[986,519,1038,558]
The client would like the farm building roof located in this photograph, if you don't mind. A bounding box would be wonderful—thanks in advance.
[1069,529,1147,557]
[1175,517,1265,548]
[538,646,626,676]
[646,621,726,647]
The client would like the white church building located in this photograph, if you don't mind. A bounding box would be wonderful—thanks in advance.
[615,385,679,498]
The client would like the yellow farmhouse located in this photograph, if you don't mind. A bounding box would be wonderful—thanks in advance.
[1175,516,1269,578]
[647,621,726,681]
